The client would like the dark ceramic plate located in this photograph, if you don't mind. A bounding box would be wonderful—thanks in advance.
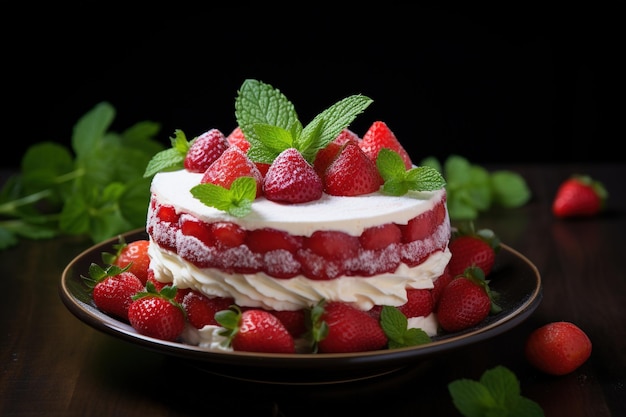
[59,228,542,385]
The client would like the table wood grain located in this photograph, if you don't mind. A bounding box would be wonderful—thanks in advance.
[1,163,624,417]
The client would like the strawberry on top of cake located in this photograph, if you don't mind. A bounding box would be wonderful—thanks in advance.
[143,79,450,353]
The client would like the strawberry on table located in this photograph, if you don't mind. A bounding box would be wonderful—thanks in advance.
[552,174,607,218]
[215,306,296,353]
[436,266,501,333]
[447,223,500,277]
[524,321,592,375]
[128,281,186,342]
[82,263,144,321]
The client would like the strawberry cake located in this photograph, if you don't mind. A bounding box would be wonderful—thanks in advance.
[143,79,451,353]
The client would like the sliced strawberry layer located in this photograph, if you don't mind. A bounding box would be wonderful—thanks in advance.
[147,195,450,281]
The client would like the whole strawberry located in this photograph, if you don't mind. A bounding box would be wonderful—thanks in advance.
[524,321,592,376]
[128,281,186,342]
[552,174,607,218]
[103,237,151,284]
[311,300,388,353]
[324,142,383,196]
[447,224,500,277]
[215,306,296,353]
[436,266,501,333]
[184,128,230,173]
[82,263,144,321]
[263,148,323,203]
[359,120,413,170]
[182,291,234,329]
[201,146,264,198]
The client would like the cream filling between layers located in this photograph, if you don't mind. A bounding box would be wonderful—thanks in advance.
[149,242,451,311]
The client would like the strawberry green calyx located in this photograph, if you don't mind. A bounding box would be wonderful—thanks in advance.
[454,221,501,253]
[377,148,446,195]
[461,266,502,314]
[131,280,185,314]
[81,262,131,290]
[235,79,373,165]
[573,174,609,208]
[214,305,243,347]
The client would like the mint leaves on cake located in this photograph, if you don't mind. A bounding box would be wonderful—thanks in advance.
[143,78,447,216]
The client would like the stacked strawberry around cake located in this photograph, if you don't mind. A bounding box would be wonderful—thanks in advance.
[143,79,451,353]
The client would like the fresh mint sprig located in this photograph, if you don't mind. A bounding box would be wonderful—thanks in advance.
[377,148,446,195]
[421,155,531,221]
[449,365,545,417]
[143,129,191,178]
[380,305,431,348]
[235,79,373,165]
[190,177,257,217]
[0,102,163,250]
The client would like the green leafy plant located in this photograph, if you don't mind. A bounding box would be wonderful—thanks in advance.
[0,102,164,250]
[449,365,544,417]
[421,155,531,221]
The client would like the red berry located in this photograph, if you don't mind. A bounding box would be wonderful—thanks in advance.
[263,148,323,203]
[397,288,434,318]
[324,142,383,196]
[226,126,249,152]
[201,146,263,198]
[128,295,186,342]
[448,235,496,277]
[525,321,592,376]
[92,271,144,321]
[316,301,388,353]
[436,274,492,332]
[313,128,360,177]
[113,239,151,284]
[182,291,234,328]
[184,129,229,173]
[552,175,606,218]
[359,121,412,170]
[359,223,402,251]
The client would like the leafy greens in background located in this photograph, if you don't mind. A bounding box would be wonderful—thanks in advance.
[0,102,532,251]
[0,102,164,250]
[421,155,531,221]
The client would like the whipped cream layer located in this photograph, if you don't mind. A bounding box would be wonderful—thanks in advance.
[149,241,451,311]
[150,169,447,236]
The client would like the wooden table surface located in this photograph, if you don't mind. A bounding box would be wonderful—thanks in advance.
[1,163,624,417]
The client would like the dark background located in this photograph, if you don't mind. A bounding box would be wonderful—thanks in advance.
[5,6,622,170]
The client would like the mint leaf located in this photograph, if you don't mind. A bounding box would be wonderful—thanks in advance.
[377,148,446,195]
[144,129,190,177]
[490,171,531,208]
[235,79,372,165]
[421,154,531,222]
[380,305,431,349]
[190,176,256,218]
[449,366,544,417]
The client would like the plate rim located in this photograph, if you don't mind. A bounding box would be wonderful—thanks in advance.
[59,228,542,376]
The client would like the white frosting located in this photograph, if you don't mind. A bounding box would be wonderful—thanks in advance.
[150,169,446,236]
[149,241,451,311]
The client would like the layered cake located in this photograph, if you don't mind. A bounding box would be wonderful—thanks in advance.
[144,79,451,352]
